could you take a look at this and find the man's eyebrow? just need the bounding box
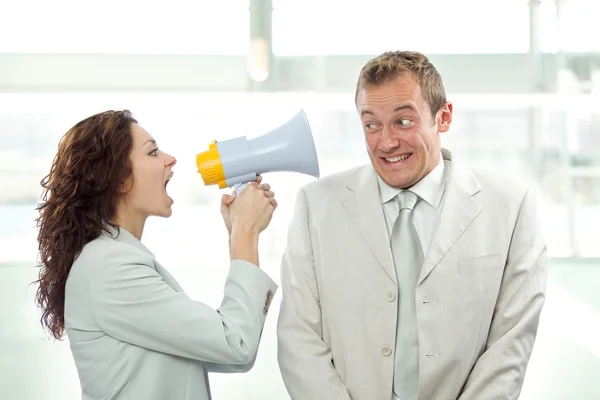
[393,105,417,113]
[360,105,417,117]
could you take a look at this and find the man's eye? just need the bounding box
[397,119,410,126]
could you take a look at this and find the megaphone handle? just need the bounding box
[233,182,249,195]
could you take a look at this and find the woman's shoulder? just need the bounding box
[71,230,154,276]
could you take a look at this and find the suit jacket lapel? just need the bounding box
[341,166,397,283]
[419,150,483,283]
[107,227,185,292]
[154,262,184,292]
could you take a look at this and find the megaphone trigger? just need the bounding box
[233,182,248,194]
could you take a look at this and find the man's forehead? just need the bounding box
[356,85,424,111]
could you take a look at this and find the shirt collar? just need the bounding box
[377,154,446,209]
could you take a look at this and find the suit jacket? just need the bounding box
[277,149,547,400]
[65,227,277,400]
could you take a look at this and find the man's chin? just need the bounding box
[377,171,416,190]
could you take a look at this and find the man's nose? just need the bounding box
[379,127,399,152]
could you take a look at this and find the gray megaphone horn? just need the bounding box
[196,109,320,192]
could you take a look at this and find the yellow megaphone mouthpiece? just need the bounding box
[195,140,227,188]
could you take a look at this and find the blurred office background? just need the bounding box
[1,0,599,398]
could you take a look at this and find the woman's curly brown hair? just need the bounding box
[34,109,137,340]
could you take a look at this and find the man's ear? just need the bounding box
[437,101,453,133]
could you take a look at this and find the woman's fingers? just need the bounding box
[221,193,236,206]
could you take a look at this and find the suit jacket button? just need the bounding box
[263,290,274,315]
[381,347,392,356]
[386,292,396,302]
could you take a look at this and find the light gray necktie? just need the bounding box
[391,190,423,400]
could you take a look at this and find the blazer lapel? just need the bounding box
[419,150,483,283]
[341,166,397,283]
[107,226,185,292]
[154,262,184,292]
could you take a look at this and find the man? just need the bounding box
[276,51,547,400]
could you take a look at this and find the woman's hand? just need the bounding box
[228,176,277,235]
[220,176,277,235]
[222,176,277,267]
[220,190,237,235]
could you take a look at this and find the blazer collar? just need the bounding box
[420,148,483,282]
[345,148,477,193]
[342,148,483,284]
[342,165,397,282]
[103,225,155,257]
[377,152,446,209]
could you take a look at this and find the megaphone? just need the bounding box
[196,109,320,192]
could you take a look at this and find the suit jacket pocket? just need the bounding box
[458,253,506,275]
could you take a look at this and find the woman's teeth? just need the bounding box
[165,171,174,188]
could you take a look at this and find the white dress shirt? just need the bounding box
[377,154,448,258]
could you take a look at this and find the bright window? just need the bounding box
[557,0,600,52]
[0,0,250,54]
[272,0,530,55]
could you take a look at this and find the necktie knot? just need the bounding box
[397,190,418,212]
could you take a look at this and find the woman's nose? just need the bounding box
[165,154,177,167]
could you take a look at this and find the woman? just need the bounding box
[34,110,278,400]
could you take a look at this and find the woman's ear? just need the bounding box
[120,176,133,193]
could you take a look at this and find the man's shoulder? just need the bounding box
[302,164,371,195]
[457,162,532,204]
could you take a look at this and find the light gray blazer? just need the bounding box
[277,148,547,400]
[64,227,277,400]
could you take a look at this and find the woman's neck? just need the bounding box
[113,206,146,241]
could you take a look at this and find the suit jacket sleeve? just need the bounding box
[277,188,353,399]
[89,250,278,366]
[205,354,257,373]
[459,187,547,399]
[205,334,263,373]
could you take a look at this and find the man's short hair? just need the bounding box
[355,51,447,118]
